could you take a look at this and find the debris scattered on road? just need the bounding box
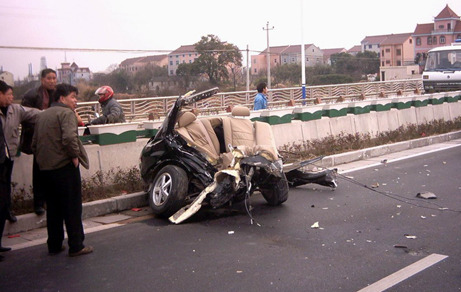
[442,161,446,164]
[394,244,408,249]
[322,207,329,210]
[416,192,437,199]
[370,182,379,188]
[311,222,320,229]
[7,234,20,238]
[404,234,417,239]
[381,159,388,164]
[228,231,234,235]
[311,205,315,208]
[397,205,401,208]
[421,216,426,219]
[236,270,243,274]
[131,208,142,212]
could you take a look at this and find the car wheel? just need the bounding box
[260,173,289,206]
[148,165,189,218]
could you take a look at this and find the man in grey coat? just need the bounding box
[87,85,125,125]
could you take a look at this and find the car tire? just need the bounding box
[260,173,289,206]
[148,165,189,218]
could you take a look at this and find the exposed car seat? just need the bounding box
[176,111,220,162]
[222,106,278,161]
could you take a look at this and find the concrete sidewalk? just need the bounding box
[3,131,461,251]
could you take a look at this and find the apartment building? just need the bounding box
[379,33,419,81]
[412,5,461,56]
[167,45,199,76]
[251,44,323,75]
[119,55,168,75]
[57,62,91,85]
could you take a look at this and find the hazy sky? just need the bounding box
[1,0,461,80]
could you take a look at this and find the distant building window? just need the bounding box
[189,60,192,63]
[189,54,192,57]
[170,70,173,75]
[427,37,432,45]
[396,49,401,56]
[386,60,390,64]
[440,36,446,44]
[385,48,390,52]
[438,24,444,29]
[274,59,277,63]
[283,58,287,63]
[409,39,412,44]
[176,55,179,58]
[397,61,401,66]
[458,34,461,40]
[170,61,173,66]
[368,45,372,49]
[377,44,380,48]
[254,68,257,73]
[176,61,179,65]
[416,37,421,46]
[433,36,437,45]
[448,23,451,30]
[382,50,385,56]
[382,61,384,66]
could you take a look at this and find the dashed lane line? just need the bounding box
[357,253,448,292]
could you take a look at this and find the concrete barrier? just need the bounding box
[10,93,461,195]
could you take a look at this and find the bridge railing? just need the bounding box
[76,79,423,123]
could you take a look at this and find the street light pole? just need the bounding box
[263,21,274,93]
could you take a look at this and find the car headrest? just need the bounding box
[177,111,197,127]
[232,106,250,117]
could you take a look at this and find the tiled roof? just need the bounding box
[413,23,433,35]
[347,45,361,53]
[361,35,389,45]
[435,5,459,19]
[120,57,144,66]
[260,44,314,55]
[380,33,412,45]
[170,45,197,54]
[322,48,347,56]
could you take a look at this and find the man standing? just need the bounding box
[254,82,268,110]
[21,68,57,215]
[0,80,39,260]
[32,83,93,257]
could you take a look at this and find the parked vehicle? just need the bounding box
[422,40,461,92]
[139,88,337,224]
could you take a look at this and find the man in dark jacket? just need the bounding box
[32,83,92,257]
[21,68,57,215]
[87,85,125,125]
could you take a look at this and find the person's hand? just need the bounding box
[72,157,79,168]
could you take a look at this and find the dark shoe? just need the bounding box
[49,246,66,255]
[34,207,45,216]
[0,246,12,252]
[6,211,17,223]
[69,246,93,257]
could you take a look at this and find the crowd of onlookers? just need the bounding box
[0,68,126,261]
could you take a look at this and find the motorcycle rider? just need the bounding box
[87,86,125,125]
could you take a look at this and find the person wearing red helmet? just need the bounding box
[88,86,125,125]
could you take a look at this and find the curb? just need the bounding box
[4,130,461,235]
[5,192,148,235]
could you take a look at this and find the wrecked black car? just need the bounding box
[140,88,337,224]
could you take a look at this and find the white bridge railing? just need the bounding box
[76,79,423,123]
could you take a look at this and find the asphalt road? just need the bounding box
[1,146,460,292]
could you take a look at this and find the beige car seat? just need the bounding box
[176,112,220,162]
[222,106,278,161]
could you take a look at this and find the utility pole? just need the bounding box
[300,0,306,101]
[246,45,250,93]
[263,21,274,95]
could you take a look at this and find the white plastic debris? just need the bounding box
[416,192,437,199]
[311,222,320,229]
[404,234,417,239]
[228,231,235,235]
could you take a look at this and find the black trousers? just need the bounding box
[42,163,85,253]
[32,157,45,209]
[0,159,14,247]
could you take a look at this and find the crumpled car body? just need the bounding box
[140,88,337,224]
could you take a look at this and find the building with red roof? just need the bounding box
[412,5,461,56]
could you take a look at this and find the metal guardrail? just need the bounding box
[76,79,423,123]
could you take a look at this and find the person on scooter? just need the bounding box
[87,86,125,125]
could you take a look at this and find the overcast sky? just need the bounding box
[1,0,461,80]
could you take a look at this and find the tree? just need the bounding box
[176,62,200,89]
[194,34,242,84]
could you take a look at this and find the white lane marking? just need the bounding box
[340,143,461,174]
[357,253,448,292]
